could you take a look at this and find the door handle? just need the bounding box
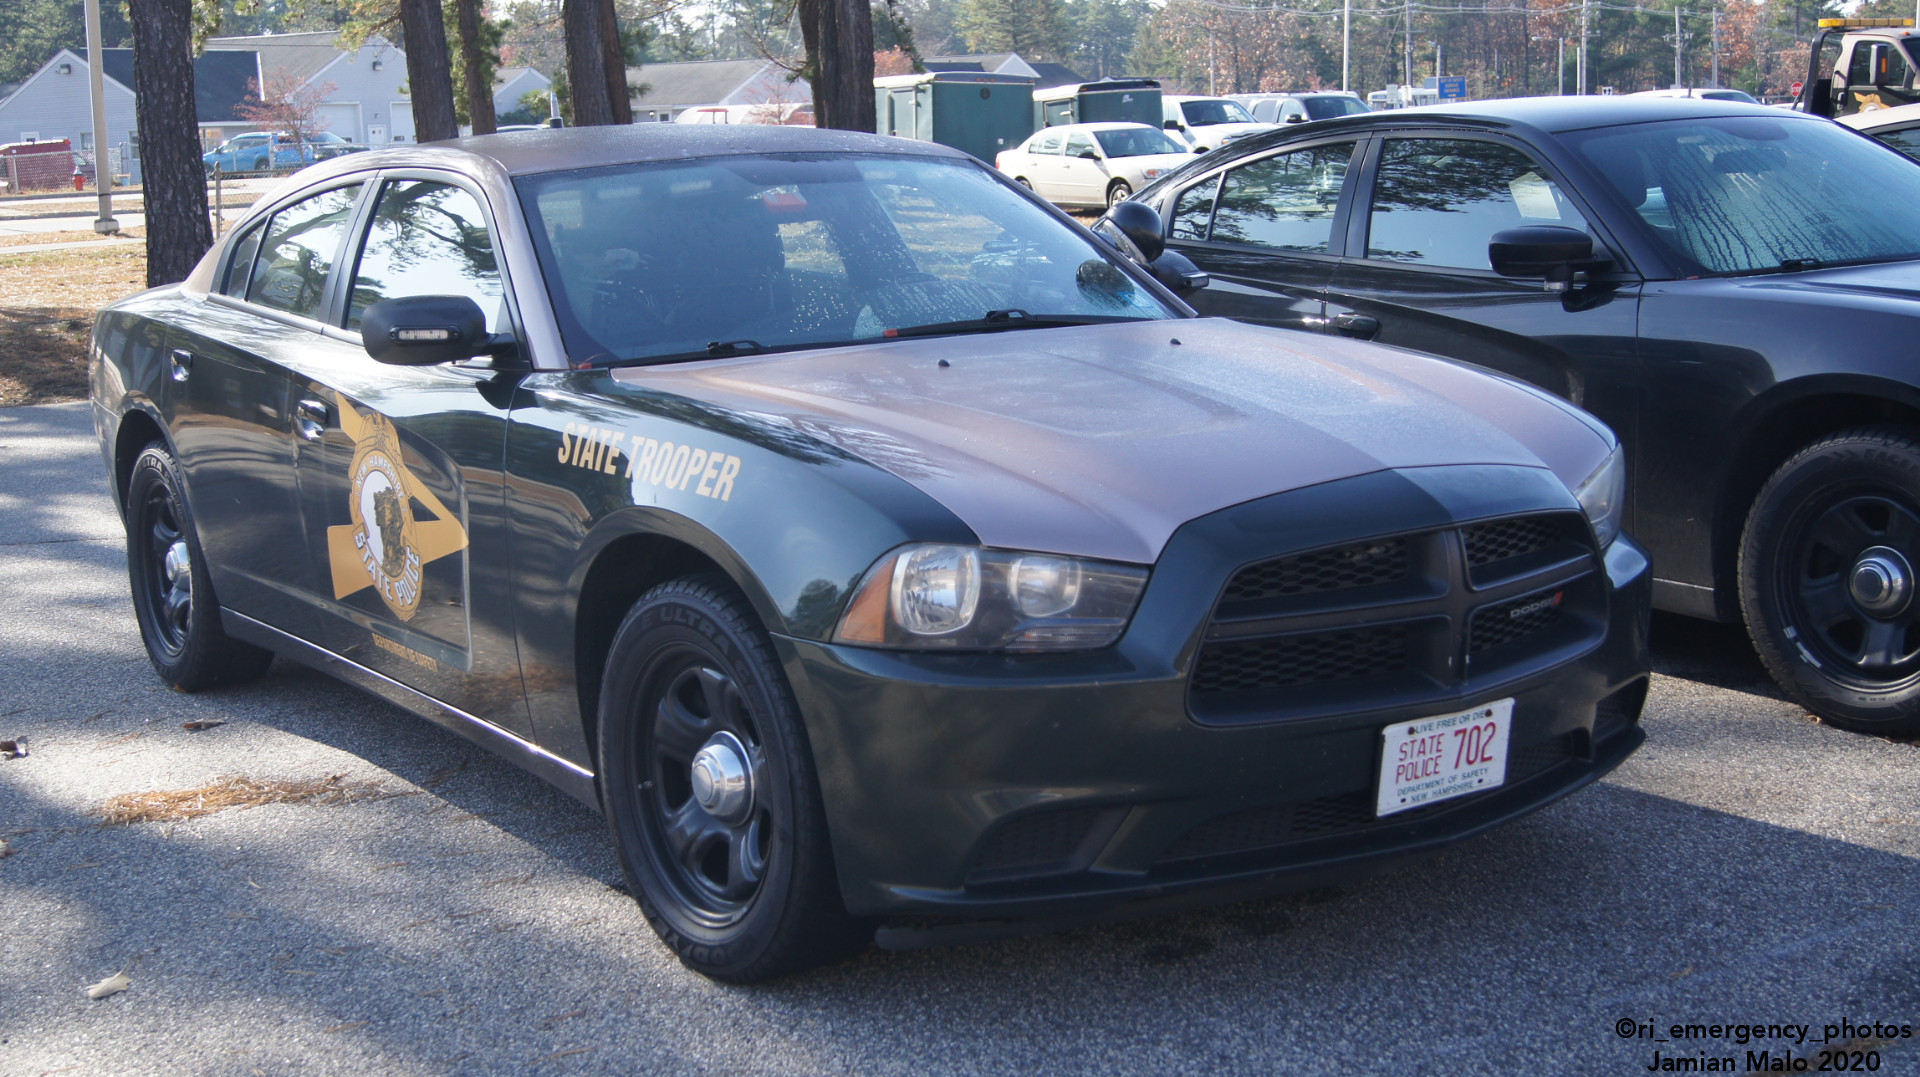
[295,398,330,441]
[1333,313,1381,339]
[168,348,193,383]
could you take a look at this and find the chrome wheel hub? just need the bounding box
[164,540,191,589]
[1849,546,1912,617]
[689,731,752,825]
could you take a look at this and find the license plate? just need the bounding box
[1376,698,1514,817]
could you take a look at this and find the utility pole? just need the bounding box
[82,0,117,234]
[1559,37,1566,94]
[1343,0,1352,91]
[1405,0,1414,88]
[1208,29,1217,96]
[1711,6,1721,86]
[1674,4,1684,88]
[1578,0,1589,95]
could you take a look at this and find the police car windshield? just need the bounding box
[1094,127,1186,157]
[1568,115,1920,276]
[517,154,1173,366]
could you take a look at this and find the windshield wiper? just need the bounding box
[879,309,1145,341]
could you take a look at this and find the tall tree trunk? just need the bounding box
[563,0,620,125]
[799,0,875,130]
[454,0,497,134]
[600,0,632,124]
[126,0,210,287]
[400,0,459,142]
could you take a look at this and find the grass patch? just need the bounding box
[95,774,390,826]
[0,244,147,406]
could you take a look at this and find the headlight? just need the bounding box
[1572,444,1626,549]
[834,543,1149,652]
[1143,168,1163,179]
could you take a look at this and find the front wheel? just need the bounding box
[124,444,274,690]
[598,575,868,981]
[1107,181,1133,207]
[1740,427,1920,735]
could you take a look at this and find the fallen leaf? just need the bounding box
[0,738,27,759]
[181,720,226,732]
[85,971,131,999]
[0,838,12,858]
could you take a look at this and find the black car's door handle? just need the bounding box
[1333,313,1381,339]
[168,349,193,383]
[295,398,330,441]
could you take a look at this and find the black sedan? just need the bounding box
[1131,96,1920,735]
[91,124,1648,980]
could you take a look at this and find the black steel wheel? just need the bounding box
[1741,427,1920,734]
[598,575,868,981]
[124,444,273,691]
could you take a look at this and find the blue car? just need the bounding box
[202,132,361,174]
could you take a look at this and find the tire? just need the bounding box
[598,574,868,981]
[124,444,274,691]
[1740,426,1920,735]
[252,156,267,172]
[1107,181,1133,207]
[1016,177,1033,189]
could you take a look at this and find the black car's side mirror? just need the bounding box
[1093,202,1210,294]
[1489,226,1600,291]
[361,295,489,365]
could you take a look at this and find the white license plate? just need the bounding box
[1376,698,1514,817]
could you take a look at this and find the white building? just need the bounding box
[626,59,811,124]
[202,31,413,145]
[493,66,552,121]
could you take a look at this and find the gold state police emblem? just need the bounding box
[325,406,467,621]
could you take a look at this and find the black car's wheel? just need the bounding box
[1741,427,1920,735]
[598,574,867,981]
[124,444,273,691]
[1107,180,1133,206]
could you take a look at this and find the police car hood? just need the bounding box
[625,318,1613,565]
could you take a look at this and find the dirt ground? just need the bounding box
[0,244,147,407]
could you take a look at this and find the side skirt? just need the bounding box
[222,608,601,810]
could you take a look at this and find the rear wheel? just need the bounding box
[124,444,274,691]
[1740,427,1920,735]
[598,575,868,981]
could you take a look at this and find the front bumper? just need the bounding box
[779,465,1653,919]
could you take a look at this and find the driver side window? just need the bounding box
[346,180,505,334]
[1366,138,1589,270]
[1065,133,1097,159]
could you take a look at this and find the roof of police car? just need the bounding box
[379,124,974,178]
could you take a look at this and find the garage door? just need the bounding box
[314,103,360,142]
[389,102,415,143]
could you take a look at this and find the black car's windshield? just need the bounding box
[1094,127,1186,157]
[1181,100,1255,126]
[1303,96,1370,120]
[517,154,1173,365]
[1566,115,1920,275]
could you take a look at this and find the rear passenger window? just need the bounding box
[222,221,264,297]
[1210,143,1353,253]
[1169,177,1219,241]
[1032,131,1063,154]
[1876,126,1920,160]
[246,184,362,319]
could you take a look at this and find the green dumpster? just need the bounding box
[875,72,1039,163]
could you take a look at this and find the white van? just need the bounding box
[1159,95,1274,153]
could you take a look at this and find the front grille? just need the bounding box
[1464,517,1557,568]
[968,806,1106,878]
[1222,539,1409,603]
[1155,733,1576,865]
[1190,512,1599,721]
[1190,624,1410,695]
[1469,588,1565,655]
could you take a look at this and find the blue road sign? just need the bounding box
[1435,76,1468,99]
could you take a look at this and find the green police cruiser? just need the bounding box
[90,125,1650,981]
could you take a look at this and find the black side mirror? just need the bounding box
[1150,248,1209,294]
[1099,200,1165,262]
[1285,113,1306,123]
[1078,150,1099,160]
[1164,119,1182,130]
[361,295,489,365]
[1489,226,1599,290]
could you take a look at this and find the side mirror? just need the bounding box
[361,295,489,365]
[1285,113,1306,123]
[1489,225,1598,290]
[1164,119,1182,130]
[1098,200,1166,262]
[1150,248,1210,294]
[1078,150,1100,160]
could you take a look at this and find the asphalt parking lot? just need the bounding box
[3,400,1917,1077]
